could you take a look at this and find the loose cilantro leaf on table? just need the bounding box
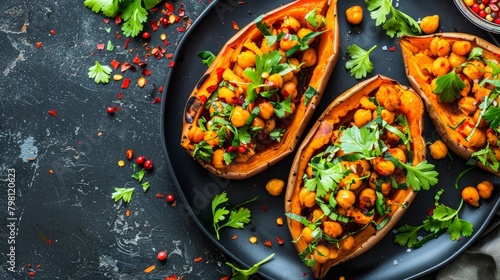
[88,61,112,84]
[111,187,135,203]
[196,51,216,67]
[365,0,421,38]
[345,44,377,79]
[84,0,162,37]
[212,191,257,240]
[226,253,275,280]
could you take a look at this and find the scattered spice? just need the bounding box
[143,265,156,273]
[126,149,134,160]
[153,97,161,104]
[113,74,123,81]
[123,38,130,49]
[276,217,283,226]
[50,29,56,35]
[249,236,258,244]
[96,43,105,50]
[276,235,284,245]
[231,21,239,30]
[232,235,237,240]
[110,59,120,70]
[118,160,125,167]
[194,257,203,263]
[137,77,147,88]
[97,132,103,137]
[264,240,272,247]
[48,110,57,116]
[121,78,131,89]
[36,42,42,48]
[169,61,175,68]
[125,209,131,217]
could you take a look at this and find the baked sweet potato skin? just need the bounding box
[285,75,426,279]
[400,33,500,176]
[180,0,340,179]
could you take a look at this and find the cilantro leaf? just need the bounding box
[121,0,148,37]
[433,71,465,103]
[365,0,421,38]
[366,0,392,26]
[88,61,112,84]
[211,191,256,240]
[84,0,120,17]
[196,51,216,67]
[141,181,150,192]
[226,254,274,280]
[272,95,293,118]
[193,141,215,162]
[345,44,377,79]
[339,125,381,158]
[111,187,135,203]
[131,167,145,182]
[483,105,500,129]
[303,86,319,106]
[395,160,439,191]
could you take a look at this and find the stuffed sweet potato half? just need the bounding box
[285,75,437,279]
[400,33,500,176]
[180,0,340,179]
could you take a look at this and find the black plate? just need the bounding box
[160,0,500,279]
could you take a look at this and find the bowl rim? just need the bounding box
[453,0,500,34]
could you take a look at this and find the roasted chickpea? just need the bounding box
[346,5,363,25]
[280,81,298,100]
[373,108,395,124]
[251,116,265,130]
[301,226,317,243]
[473,109,488,128]
[452,41,472,56]
[371,156,395,176]
[430,37,451,57]
[467,129,487,148]
[260,36,279,53]
[301,47,317,67]
[462,186,480,207]
[237,50,256,69]
[486,128,499,147]
[265,178,285,196]
[230,106,251,128]
[279,35,299,52]
[359,188,376,208]
[420,15,439,34]
[209,101,224,115]
[336,189,356,209]
[463,60,485,80]
[389,147,407,163]
[323,221,343,239]
[264,118,276,133]
[188,126,205,143]
[360,96,377,110]
[458,96,478,115]
[297,28,314,44]
[460,78,471,97]
[313,245,330,264]
[258,101,275,120]
[477,181,494,199]
[432,57,451,77]
[353,109,372,127]
[203,130,219,147]
[235,147,255,163]
[311,208,325,223]
[218,87,238,104]
[282,16,301,33]
[265,73,283,89]
[448,52,467,68]
[212,149,225,169]
[340,235,356,251]
[299,187,316,208]
[339,173,362,190]
[429,139,448,159]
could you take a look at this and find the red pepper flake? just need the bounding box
[133,54,142,64]
[239,1,246,4]
[389,46,396,52]
[97,43,105,50]
[141,68,152,76]
[114,31,122,39]
[110,59,120,70]
[260,205,268,212]
[166,53,173,59]
[165,275,179,280]
[48,110,57,116]
[231,21,239,30]
[163,39,170,46]
[29,271,35,277]
[121,78,131,89]
[264,240,272,247]
[36,42,42,48]
[115,14,122,25]
[35,264,41,269]
[121,62,136,72]
[125,209,131,217]
[231,235,237,240]
[153,97,161,104]
[25,263,31,268]
[199,95,207,103]
[118,92,123,99]
[124,38,130,49]
[221,276,231,280]
[150,19,159,31]
[114,106,121,112]
[49,29,56,35]
[103,18,110,24]
[178,8,185,17]
[158,86,164,93]
[169,61,175,68]
[194,257,203,263]
[165,2,174,13]
[276,236,284,245]
[156,193,165,198]
[176,27,186,33]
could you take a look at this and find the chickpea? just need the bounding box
[297,28,314,45]
[323,221,343,239]
[477,181,494,199]
[222,68,245,84]
[467,129,487,148]
[313,245,330,264]
[281,71,294,83]
[264,118,276,133]
[230,106,251,128]
[360,96,377,110]
[432,57,451,77]
[457,96,478,115]
[299,187,316,208]
[265,178,285,196]
[430,37,451,57]
[353,108,372,127]
[258,101,275,120]
[371,156,395,176]
[218,87,238,104]
[463,60,485,81]
[460,78,471,97]
[260,36,279,53]
[280,81,298,100]
[212,149,225,169]
[420,15,440,34]
[375,83,400,111]
[307,12,327,30]
[188,126,205,143]
[389,147,407,163]
[311,208,325,223]
[486,128,499,147]
[283,102,296,118]
[346,5,363,25]
[336,189,356,209]
[279,35,299,52]
[429,139,448,159]
[448,52,467,68]
[301,48,317,67]
[339,173,363,190]
[452,41,472,56]
[209,101,224,115]
[282,16,301,33]
[237,50,256,69]
[301,226,317,243]
[462,186,480,207]
[373,109,395,124]
[359,188,376,208]
[251,116,265,130]
[265,73,283,89]
[288,57,301,74]
[203,130,219,147]
[340,235,356,252]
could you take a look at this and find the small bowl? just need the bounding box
[453,0,500,34]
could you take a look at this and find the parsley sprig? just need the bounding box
[345,44,377,79]
[88,61,112,84]
[365,0,421,38]
[226,254,275,280]
[394,189,473,248]
[212,192,257,240]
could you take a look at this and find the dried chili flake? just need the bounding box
[118,92,123,99]
[260,205,267,212]
[158,86,164,93]
[156,193,165,198]
[137,61,147,68]
[125,209,131,217]
[153,97,161,104]
[36,42,42,48]
[143,265,156,273]
[114,106,120,112]
[121,78,131,89]
[150,19,159,31]
[220,276,231,280]
[124,38,130,49]
[110,59,120,70]
[389,46,396,52]
[194,257,203,263]
[25,264,31,268]
[169,61,175,68]
[121,62,136,72]
[126,149,134,159]
[163,39,170,46]
[165,2,174,13]
[166,53,174,59]
[231,21,239,30]
[176,27,186,33]
[239,1,246,4]
[178,8,185,17]
[142,68,152,76]
[165,275,178,280]
[29,271,35,277]
[276,235,284,245]
[133,54,142,64]
[48,110,57,116]
[97,43,105,50]
[49,29,56,35]
[264,240,272,247]
[103,18,109,24]
[115,14,122,25]
[231,235,237,240]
